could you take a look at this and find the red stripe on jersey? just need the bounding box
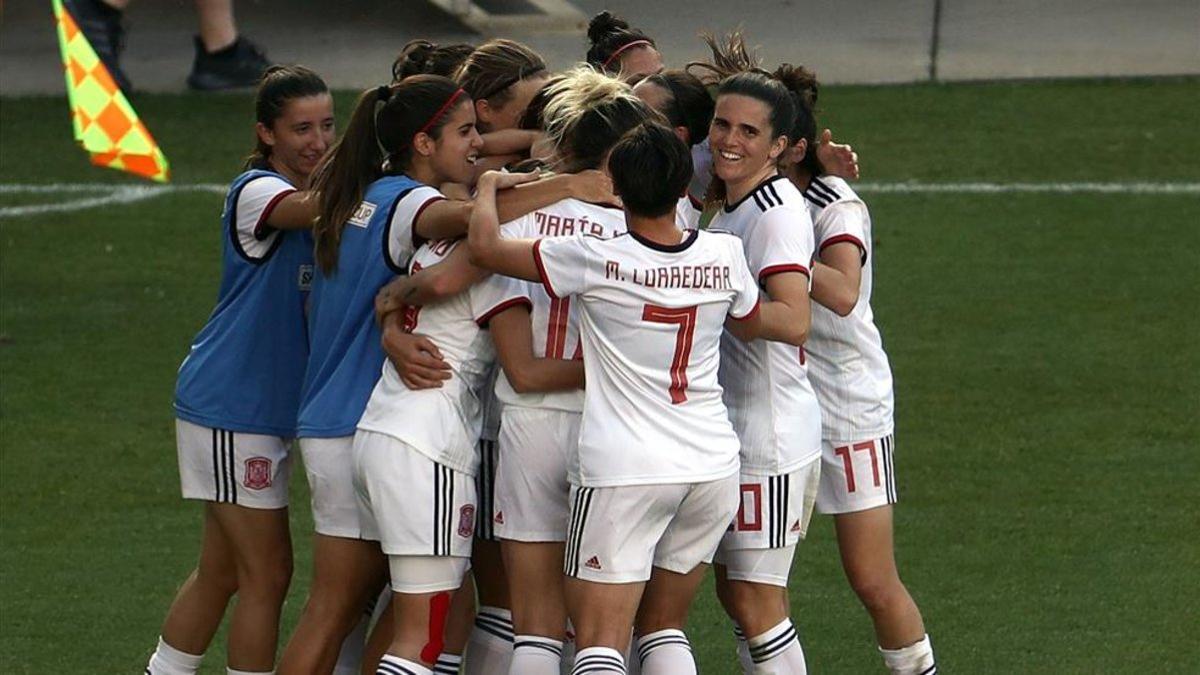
[729,297,761,322]
[410,196,447,249]
[532,239,560,299]
[253,188,297,239]
[759,263,810,282]
[475,297,532,327]
[819,234,867,265]
[547,296,572,358]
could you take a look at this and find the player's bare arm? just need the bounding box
[374,244,489,321]
[380,312,451,389]
[467,170,542,281]
[755,271,811,346]
[261,189,319,230]
[810,241,863,317]
[490,306,585,393]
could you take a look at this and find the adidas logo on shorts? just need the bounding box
[494,511,504,524]
[791,519,802,532]
[585,556,602,571]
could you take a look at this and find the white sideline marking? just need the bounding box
[1,181,1197,218]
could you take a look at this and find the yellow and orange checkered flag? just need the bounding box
[52,0,170,182]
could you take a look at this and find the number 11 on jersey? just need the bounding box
[641,304,697,405]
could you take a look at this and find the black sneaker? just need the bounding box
[186,35,272,91]
[63,0,133,95]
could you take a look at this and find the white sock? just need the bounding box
[880,634,936,675]
[227,669,273,675]
[732,625,754,674]
[378,654,433,675]
[145,637,203,675]
[571,646,625,674]
[747,619,807,674]
[434,652,463,674]
[635,629,694,675]
[510,635,564,675]
[463,606,513,675]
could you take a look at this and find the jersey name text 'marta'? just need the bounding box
[358,238,511,476]
[802,175,895,440]
[534,228,760,488]
[710,174,824,475]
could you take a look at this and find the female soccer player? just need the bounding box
[776,65,937,675]
[468,122,807,675]
[145,65,334,675]
[705,70,824,675]
[278,74,483,675]
[393,39,476,82]
[585,10,663,82]
[487,68,658,675]
[455,39,550,171]
[352,163,587,675]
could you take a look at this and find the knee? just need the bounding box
[238,553,293,602]
[717,580,787,628]
[847,571,906,614]
[194,562,239,599]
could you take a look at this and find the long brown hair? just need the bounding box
[243,65,329,171]
[454,39,546,106]
[310,75,465,274]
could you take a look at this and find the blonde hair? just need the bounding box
[541,66,653,172]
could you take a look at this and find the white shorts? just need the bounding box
[563,474,739,584]
[299,436,366,538]
[176,419,290,509]
[816,434,898,515]
[475,438,499,542]
[719,459,821,552]
[495,407,580,542]
[353,430,477,558]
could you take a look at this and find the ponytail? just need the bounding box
[311,75,467,274]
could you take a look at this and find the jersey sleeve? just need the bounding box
[814,201,869,265]
[472,272,533,327]
[233,175,296,259]
[532,234,591,299]
[727,238,762,321]
[387,186,446,270]
[749,206,815,284]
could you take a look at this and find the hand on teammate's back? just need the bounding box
[381,321,451,389]
[569,169,622,206]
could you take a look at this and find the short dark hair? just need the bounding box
[609,121,692,218]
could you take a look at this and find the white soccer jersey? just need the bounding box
[534,228,760,487]
[802,175,895,440]
[484,199,629,411]
[357,238,510,475]
[710,174,823,475]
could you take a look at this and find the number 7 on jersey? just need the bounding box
[641,304,697,404]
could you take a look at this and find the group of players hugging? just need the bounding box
[144,10,937,675]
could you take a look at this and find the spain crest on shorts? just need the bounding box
[243,457,273,490]
[458,505,476,538]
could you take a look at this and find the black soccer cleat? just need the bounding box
[186,35,272,91]
[63,0,133,95]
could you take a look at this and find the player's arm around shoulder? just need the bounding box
[467,170,542,281]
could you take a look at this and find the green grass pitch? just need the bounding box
[2,77,1198,673]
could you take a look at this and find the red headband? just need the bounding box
[601,40,653,70]
[405,88,467,149]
